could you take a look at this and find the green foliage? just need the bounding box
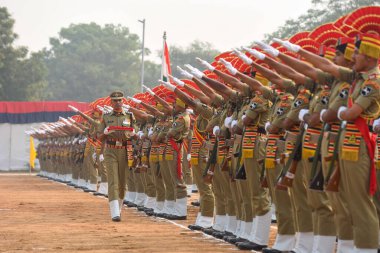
[264,0,380,42]
[45,23,145,101]
[0,7,47,101]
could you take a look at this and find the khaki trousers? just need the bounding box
[104,147,129,201]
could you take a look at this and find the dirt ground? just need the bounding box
[0,174,277,253]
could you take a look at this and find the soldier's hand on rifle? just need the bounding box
[187,154,191,161]
[196,57,215,71]
[213,126,220,136]
[137,130,144,139]
[148,127,154,137]
[224,116,233,128]
[159,79,176,91]
[232,48,253,65]
[243,47,266,60]
[273,38,301,53]
[92,152,97,161]
[177,66,194,79]
[184,64,204,79]
[169,75,185,87]
[219,58,237,75]
[142,85,155,95]
[298,109,309,122]
[319,109,327,122]
[337,106,347,120]
[265,121,271,133]
[99,154,104,162]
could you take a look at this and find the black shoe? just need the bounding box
[112,216,121,222]
[236,241,267,251]
[144,208,154,213]
[223,235,236,241]
[83,189,96,193]
[191,201,200,207]
[188,224,203,231]
[93,192,104,196]
[145,210,155,216]
[192,189,198,193]
[228,237,248,245]
[262,248,284,253]
[212,231,232,239]
[123,200,130,205]
[155,213,168,218]
[202,227,217,235]
[165,214,187,220]
[66,183,75,186]
[137,206,145,211]
[126,202,137,208]
[271,218,277,224]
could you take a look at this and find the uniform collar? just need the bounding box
[361,66,380,81]
[112,109,127,116]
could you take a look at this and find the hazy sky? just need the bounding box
[2,0,313,59]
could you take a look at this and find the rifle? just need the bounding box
[325,121,346,192]
[203,137,218,184]
[68,105,99,126]
[309,123,328,191]
[276,124,306,189]
[235,127,246,180]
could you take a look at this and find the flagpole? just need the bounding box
[161,31,166,81]
[138,18,146,92]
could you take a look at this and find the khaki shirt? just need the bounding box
[98,109,134,140]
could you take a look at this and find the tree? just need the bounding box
[45,23,149,101]
[0,7,47,101]
[264,0,380,42]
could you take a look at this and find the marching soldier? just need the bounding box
[98,91,135,222]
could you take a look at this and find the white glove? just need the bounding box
[242,114,247,121]
[186,108,194,115]
[213,126,220,136]
[168,74,185,87]
[265,121,271,133]
[148,127,154,137]
[243,47,266,60]
[184,64,204,79]
[319,109,327,122]
[263,46,279,57]
[103,126,114,135]
[128,96,142,104]
[337,106,347,120]
[219,58,237,75]
[196,57,215,71]
[159,79,176,91]
[254,40,271,50]
[137,130,144,139]
[273,38,301,53]
[231,120,238,129]
[92,153,97,161]
[177,66,194,79]
[68,105,79,112]
[298,109,309,122]
[122,104,130,112]
[142,85,155,95]
[187,154,191,161]
[99,154,104,162]
[232,48,253,65]
[224,116,233,128]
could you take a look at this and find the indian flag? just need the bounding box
[161,32,172,82]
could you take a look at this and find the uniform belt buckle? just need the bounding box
[115,141,122,147]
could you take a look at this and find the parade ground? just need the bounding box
[0,174,277,253]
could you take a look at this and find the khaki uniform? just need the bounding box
[98,109,134,202]
[337,66,380,249]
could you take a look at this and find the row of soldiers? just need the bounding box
[29,8,380,253]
